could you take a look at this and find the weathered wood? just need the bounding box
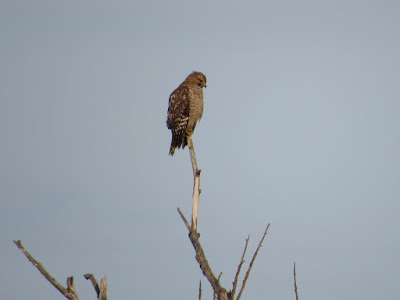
[177,207,191,231]
[14,240,107,300]
[199,281,202,300]
[179,134,271,300]
[84,273,100,297]
[231,235,250,299]
[178,209,230,300]
[13,240,79,300]
[187,136,200,231]
[99,276,107,300]
[236,224,270,300]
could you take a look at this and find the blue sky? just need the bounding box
[1,1,400,299]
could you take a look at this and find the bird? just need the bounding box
[167,71,207,155]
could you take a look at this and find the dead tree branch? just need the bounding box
[14,240,107,300]
[178,209,229,300]
[236,223,270,300]
[187,136,201,231]
[294,262,299,300]
[177,207,191,231]
[199,281,202,300]
[179,135,272,299]
[231,235,250,299]
[99,276,107,300]
[84,273,100,297]
[84,273,106,300]
[178,211,271,300]
[13,240,79,300]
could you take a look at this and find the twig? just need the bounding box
[231,235,250,299]
[294,262,299,300]
[217,272,223,300]
[236,223,270,300]
[187,136,201,231]
[13,240,79,300]
[84,273,100,297]
[177,207,191,231]
[199,281,202,300]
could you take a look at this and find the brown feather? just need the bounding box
[167,72,207,155]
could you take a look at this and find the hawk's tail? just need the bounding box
[169,132,188,156]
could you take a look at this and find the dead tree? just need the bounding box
[178,136,272,300]
[13,137,300,300]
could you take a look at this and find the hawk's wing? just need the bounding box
[167,85,190,152]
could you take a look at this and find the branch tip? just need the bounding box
[294,262,299,300]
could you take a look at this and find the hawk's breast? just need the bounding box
[189,87,203,121]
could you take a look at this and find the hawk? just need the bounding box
[167,71,207,155]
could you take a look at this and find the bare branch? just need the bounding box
[178,210,229,300]
[189,229,220,292]
[187,136,199,178]
[188,136,201,231]
[13,240,78,300]
[180,137,271,300]
[199,281,202,300]
[84,273,100,297]
[99,276,107,300]
[294,262,299,300]
[231,235,250,299]
[66,277,78,298]
[236,223,270,300]
[177,207,191,231]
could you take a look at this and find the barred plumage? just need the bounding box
[167,71,207,155]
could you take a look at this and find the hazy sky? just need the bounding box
[1,1,399,299]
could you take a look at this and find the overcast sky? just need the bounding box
[1,1,399,299]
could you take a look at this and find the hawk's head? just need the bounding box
[186,71,207,88]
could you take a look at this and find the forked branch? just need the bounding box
[180,134,271,300]
[178,208,271,300]
[14,240,107,300]
[236,223,270,300]
[178,208,229,300]
[13,240,79,300]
